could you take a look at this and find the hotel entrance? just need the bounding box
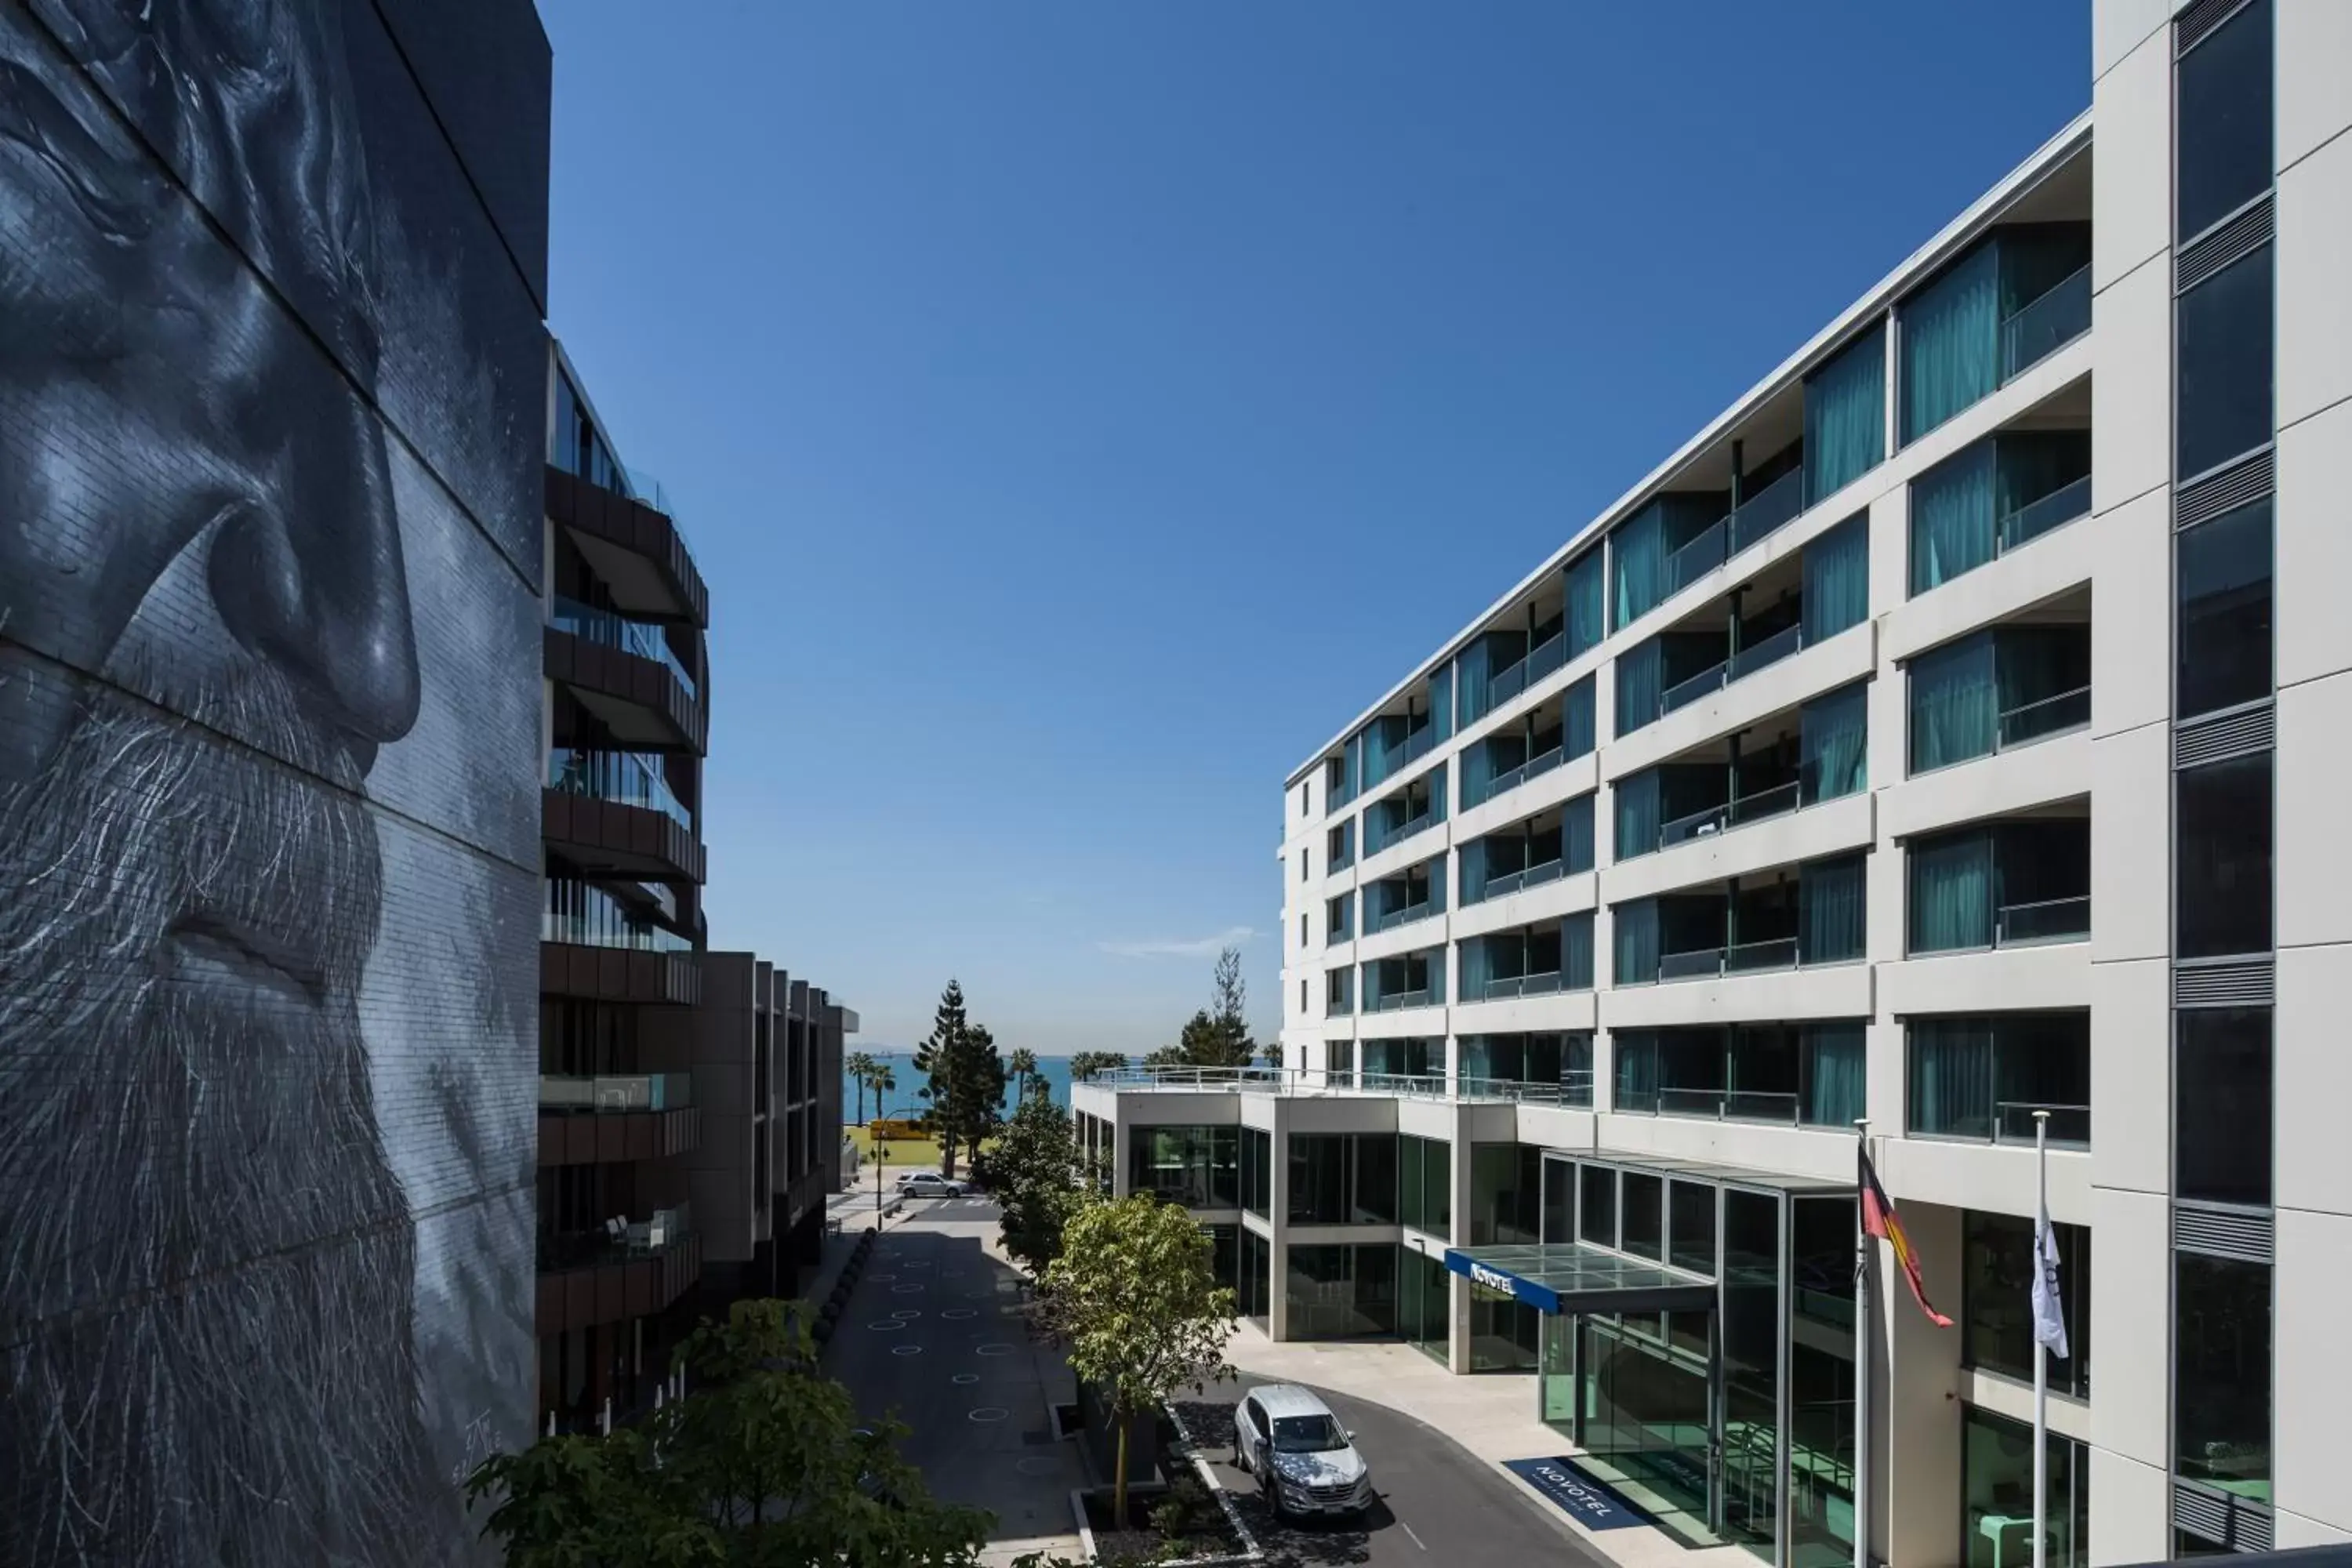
[1447,1152,1857,1568]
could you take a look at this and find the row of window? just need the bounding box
[1306,229,2096,827]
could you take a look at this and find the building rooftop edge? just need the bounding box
[1283,105,2095,787]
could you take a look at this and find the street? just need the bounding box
[826,1201,1614,1568]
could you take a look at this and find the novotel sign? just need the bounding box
[1443,1249,1563,1314]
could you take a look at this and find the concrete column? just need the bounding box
[1878,1200,1964,1568]
[1446,1104,1476,1375]
[1265,1099,1292,1341]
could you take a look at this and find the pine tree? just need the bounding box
[913,980,1007,1180]
[1146,946,1259,1069]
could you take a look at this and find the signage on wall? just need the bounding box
[1442,1248,1562,1313]
[1501,1457,1651,1532]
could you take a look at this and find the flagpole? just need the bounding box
[1854,1116,1871,1568]
[2032,1110,2049,1568]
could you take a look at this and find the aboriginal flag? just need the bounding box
[1860,1145,1952,1327]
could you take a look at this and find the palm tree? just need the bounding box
[845,1051,877,1123]
[873,1065,897,1120]
[1008,1048,1038,1109]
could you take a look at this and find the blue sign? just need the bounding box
[1443,1249,1562,1313]
[1501,1457,1650,1532]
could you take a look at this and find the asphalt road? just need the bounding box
[822,1200,1087,1548]
[1184,1382,1617,1568]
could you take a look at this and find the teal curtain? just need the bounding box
[1614,769,1661,861]
[1344,734,1363,800]
[1564,676,1597,758]
[1460,737,1495,810]
[1362,721,1394,790]
[1563,793,1596,873]
[1805,324,1887,503]
[1909,829,1994,953]
[1994,626,2089,717]
[1428,866,1448,916]
[1459,839,1490,905]
[1459,936,1494,1001]
[1457,637,1493,728]
[1428,947,1447,1005]
[1563,912,1595,990]
[1803,1024,1867,1127]
[1910,441,1996,594]
[1802,514,1871,643]
[1800,854,1867,964]
[1615,1033,1660,1110]
[1611,504,1665,629]
[1907,1018,1993,1138]
[1615,639,1663,738]
[1566,550,1606,657]
[1428,768,1447,824]
[1613,899,1660,986]
[1427,666,1454,743]
[1899,241,1999,444]
[1908,633,1997,771]
[1800,681,1869,804]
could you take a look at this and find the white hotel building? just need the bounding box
[1076,3,2352,1563]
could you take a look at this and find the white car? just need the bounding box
[1232,1385,1372,1520]
[895,1173,965,1198]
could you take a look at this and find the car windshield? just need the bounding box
[1270,1414,1345,1454]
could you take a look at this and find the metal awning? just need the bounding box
[1444,1243,1718,1316]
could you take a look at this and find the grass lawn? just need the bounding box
[842,1125,1000,1176]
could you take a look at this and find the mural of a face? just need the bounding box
[0,2,531,1561]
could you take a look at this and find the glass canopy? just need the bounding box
[1445,1242,1719,1315]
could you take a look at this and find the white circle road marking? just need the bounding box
[891,1283,924,1294]
[891,1345,924,1357]
[866,1320,904,1332]
[967,1407,1009,1423]
[866,1273,896,1283]
[891,1309,921,1320]
[975,1343,1014,1357]
[942,1308,978,1320]
[952,1373,981,1386]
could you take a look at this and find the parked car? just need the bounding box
[895,1172,965,1198]
[1232,1385,1372,1520]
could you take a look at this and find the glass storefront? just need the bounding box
[1470,1283,1540,1371]
[1399,1134,1451,1234]
[1129,1125,1237,1207]
[1288,1132,1398,1223]
[1399,1246,1451,1365]
[1286,1242,1399,1339]
[1238,1227,1270,1329]
[1470,1144,1542,1244]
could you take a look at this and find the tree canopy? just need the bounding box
[1144,946,1258,1070]
[911,980,1006,1180]
[1040,1196,1236,1528]
[1066,1050,1127,1083]
[990,1093,1095,1283]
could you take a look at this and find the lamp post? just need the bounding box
[873,1125,890,1225]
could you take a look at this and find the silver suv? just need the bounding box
[1233,1385,1372,1520]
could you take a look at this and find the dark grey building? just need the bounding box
[0,1,553,1561]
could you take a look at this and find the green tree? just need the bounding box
[1007,1047,1039,1109]
[1040,1196,1236,1530]
[991,1093,1095,1282]
[844,1051,877,1123]
[1066,1050,1127,1083]
[1145,946,1258,1070]
[466,1301,997,1566]
[912,980,1007,1181]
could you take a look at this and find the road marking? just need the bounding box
[1400,1521,1427,1552]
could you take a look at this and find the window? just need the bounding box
[1322,1039,1354,1079]
[1579,1164,1614,1247]
[1298,979,1306,1013]
[1128,1126,1239,1209]
[1288,1133,1397,1225]
[1300,849,1309,883]
[1805,323,1888,502]
[1399,1135,1450,1235]
[2175,1253,2270,1503]
[1963,1405,2089,1568]
[2176,753,2272,959]
[1543,1159,1573,1243]
[1299,913,1307,949]
[1324,967,1355,1015]
[1907,1012,2089,1145]
[1241,1127,1271,1217]
[1621,1173,1663,1261]
[2176,0,2274,245]
[1962,1211,2089,1397]
[1327,892,1353,945]
[2176,497,2272,718]
[1285,1243,1399,1340]
[2176,249,2274,481]
[1470,1145,1541,1246]
[1669,1181,1715,1276]
[2177,1008,2271,1207]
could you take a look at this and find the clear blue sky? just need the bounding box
[539,2,2089,1056]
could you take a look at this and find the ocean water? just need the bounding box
[844,1050,1079,1127]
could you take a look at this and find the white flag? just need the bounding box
[2031,1203,2068,1359]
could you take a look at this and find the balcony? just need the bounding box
[1615,1022,1865,1128]
[1908,607,2092,775]
[544,748,704,885]
[1907,1012,2089,1148]
[543,880,699,1004]
[1907,810,2090,956]
[1364,858,1443,936]
[1463,916,1593,1001]
[1615,854,1865,989]
[1463,681,1592,811]
[535,1203,702,1334]
[546,602,707,755]
[1999,264,2091,383]
[1364,949,1443,1014]
[1910,416,2092,597]
[551,597,699,699]
[1363,770,1445,858]
[539,1073,700,1166]
[1460,795,1590,904]
[546,463,710,629]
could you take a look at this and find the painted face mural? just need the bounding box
[0,2,546,1563]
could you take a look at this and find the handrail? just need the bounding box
[1726,935,1800,973]
[1994,1100,2091,1145]
[549,596,699,700]
[1996,684,2091,750]
[1994,894,2090,948]
[1366,898,1436,935]
[1367,987,1435,1012]
[1473,857,1565,902]
[1659,800,1730,848]
[1731,466,1806,553]
[1483,745,1565,804]
[1730,622,1805,680]
[1998,263,2091,382]
[1479,970,1567,1001]
[1662,661,1729,714]
[1667,517,1730,594]
[1998,473,2091,554]
[540,1072,694,1112]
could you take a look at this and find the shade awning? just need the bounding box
[1444,1243,1718,1316]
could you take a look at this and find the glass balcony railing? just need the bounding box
[1367,988,1434,1013]
[1997,474,2092,554]
[1657,946,1725,982]
[1726,935,1800,973]
[1487,631,1568,712]
[1731,466,1806,553]
[1661,661,1728,714]
[539,1072,694,1112]
[1995,895,2090,948]
[546,748,694,830]
[1729,622,1805,681]
[539,1202,694,1272]
[1475,858,1565,902]
[1653,1087,1806,1125]
[1667,518,1730,596]
[1999,265,2092,382]
[1996,685,2092,750]
[543,880,695,953]
[1656,779,1803,853]
[549,596,699,701]
[1393,724,1437,771]
[1458,1073,1593,1107]
[1369,808,1437,856]
[1366,898,1436,935]
[1477,971,1566,1001]
[1482,745,1564,805]
[1994,1101,2090,1146]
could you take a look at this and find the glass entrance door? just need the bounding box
[1573,1312,1726,1548]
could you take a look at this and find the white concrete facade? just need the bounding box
[1251,5,2350,1563]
